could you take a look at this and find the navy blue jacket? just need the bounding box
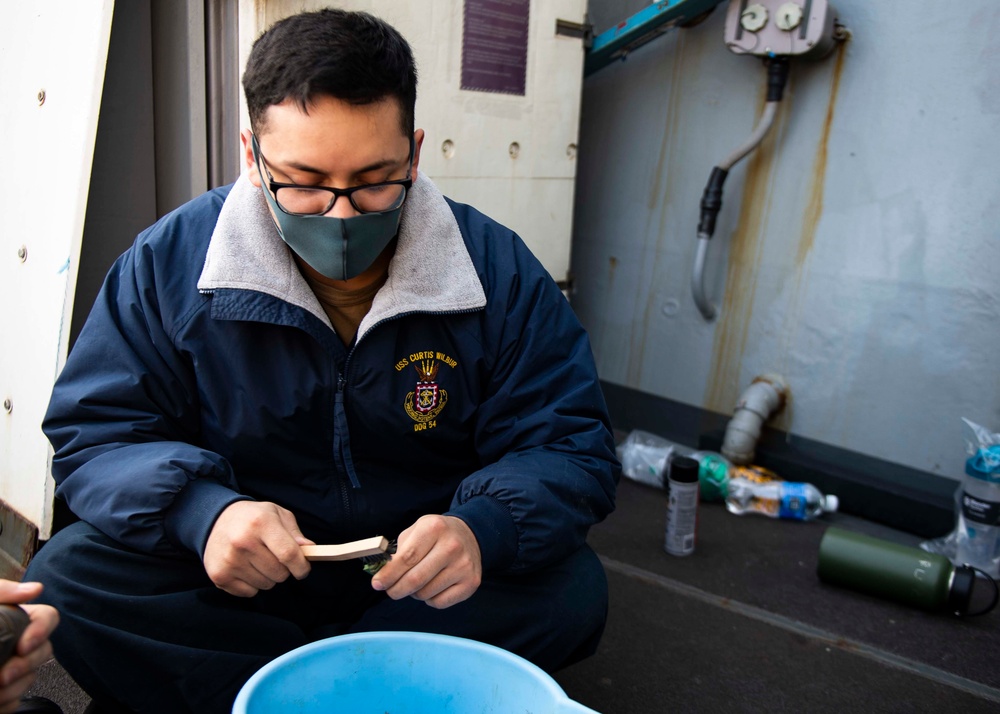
[43,173,618,574]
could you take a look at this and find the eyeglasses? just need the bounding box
[252,135,414,216]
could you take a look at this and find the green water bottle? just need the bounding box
[817,527,998,615]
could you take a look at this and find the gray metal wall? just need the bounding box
[72,0,239,348]
[572,0,1000,479]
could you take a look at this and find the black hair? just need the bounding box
[243,9,417,136]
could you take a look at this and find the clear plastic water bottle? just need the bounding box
[956,445,1000,576]
[726,478,838,521]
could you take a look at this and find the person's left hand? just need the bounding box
[371,515,482,609]
[0,581,59,714]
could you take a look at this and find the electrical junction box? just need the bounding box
[723,0,837,58]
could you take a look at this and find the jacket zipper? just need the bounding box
[334,375,360,485]
[333,306,483,487]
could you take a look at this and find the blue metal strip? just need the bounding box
[585,0,727,76]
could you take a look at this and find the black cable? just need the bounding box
[766,55,791,102]
[696,56,791,240]
[698,167,729,237]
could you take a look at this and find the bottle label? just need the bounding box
[698,455,730,495]
[699,455,728,480]
[730,465,780,485]
[665,480,699,556]
[961,491,1000,525]
[778,482,808,520]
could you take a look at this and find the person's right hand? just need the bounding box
[203,501,314,597]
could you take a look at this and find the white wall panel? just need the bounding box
[0,1,114,537]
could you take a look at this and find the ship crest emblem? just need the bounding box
[405,360,448,423]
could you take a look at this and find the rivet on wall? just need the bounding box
[567,143,577,160]
[37,89,46,106]
[508,142,521,159]
[662,299,681,317]
[3,398,12,414]
[17,246,27,263]
[441,139,455,159]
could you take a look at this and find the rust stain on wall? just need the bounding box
[704,142,776,411]
[648,34,688,211]
[706,42,848,416]
[704,99,788,413]
[797,44,847,268]
[768,43,848,433]
[629,35,689,383]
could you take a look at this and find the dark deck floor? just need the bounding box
[26,477,1000,713]
[554,477,1000,712]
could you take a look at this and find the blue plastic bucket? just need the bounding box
[232,631,599,713]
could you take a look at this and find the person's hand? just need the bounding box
[203,501,314,597]
[371,515,482,609]
[0,581,59,714]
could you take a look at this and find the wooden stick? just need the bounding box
[301,536,389,562]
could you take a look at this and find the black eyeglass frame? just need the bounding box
[252,135,415,216]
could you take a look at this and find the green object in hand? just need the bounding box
[362,540,397,575]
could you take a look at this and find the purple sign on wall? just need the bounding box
[461,0,529,96]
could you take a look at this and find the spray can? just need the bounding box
[817,527,998,615]
[664,456,700,556]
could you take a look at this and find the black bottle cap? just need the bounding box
[953,565,1000,616]
[949,566,976,615]
[669,455,700,484]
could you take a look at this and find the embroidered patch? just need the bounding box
[404,359,448,428]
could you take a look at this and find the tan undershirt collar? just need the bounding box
[295,254,390,346]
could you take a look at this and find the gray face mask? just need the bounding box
[251,136,411,281]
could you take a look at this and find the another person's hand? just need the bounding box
[0,581,59,714]
[371,515,482,609]
[203,501,314,597]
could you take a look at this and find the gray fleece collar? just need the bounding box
[198,170,487,341]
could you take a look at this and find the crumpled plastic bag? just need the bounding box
[616,429,678,489]
[616,429,735,499]
[921,418,1000,577]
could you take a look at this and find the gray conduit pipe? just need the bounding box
[719,100,780,172]
[721,373,788,465]
[692,57,789,321]
[692,235,716,320]
[692,100,779,321]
